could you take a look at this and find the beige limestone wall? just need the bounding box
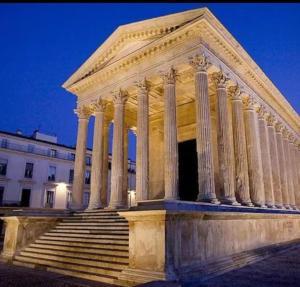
[0,216,60,260]
[119,210,300,284]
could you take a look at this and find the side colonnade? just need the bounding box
[71,54,300,210]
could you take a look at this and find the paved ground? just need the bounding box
[1,245,300,287]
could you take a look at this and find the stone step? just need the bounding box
[58,221,128,226]
[20,249,129,266]
[48,230,129,235]
[39,235,128,245]
[35,239,128,251]
[29,243,128,256]
[74,212,119,217]
[69,216,125,220]
[45,231,129,237]
[55,225,129,230]
[14,255,122,277]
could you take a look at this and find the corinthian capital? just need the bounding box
[112,89,128,105]
[282,127,289,139]
[275,121,283,133]
[256,105,267,120]
[265,113,276,127]
[135,78,150,95]
[91,98,107,114]
[74,105,92,120]
[189,54,211,72]
[242,95,256,111]
[212,70,229,89]
[288,133,295,143]
[228,85,242,101]
[160,66,178,85]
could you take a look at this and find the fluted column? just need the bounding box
[123,125,128,208]
[287,133,297,209]
[135,79,149,201]
[296,142,300,208]
[275,122,290,209]
[109,89,128,209]
[243,96,265,207]
[266,114,283,208]
[212,71,239,205]
[88,99,107,209]
[72,106,91,209]
[228,85,253,206]
[162,67,179,200]
[292,140,300,208]
[256,106,275,208]
[189,55,219,204]
[101,117,110,207]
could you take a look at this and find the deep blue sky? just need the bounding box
[0,3,299,160]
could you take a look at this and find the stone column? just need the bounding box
[189,55,219,204]
[287,133,297,209]
[109,89,128,209]
[135,79,149,201]
[88,99,106,210]
[275,122,290,209]
[123,125,128,208]
[243,96,265,207]
[266,114,283,208]
[71,106,91,210]
[101,117,110,207]
[162,67,179,200]
[296,142,300,208]
[256,106,275,208]
[292,140,300,208]
[212,71,239,205]
[227,85,253,206]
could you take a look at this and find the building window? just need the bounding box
[24,162,34,179]
[69,169,74,184]
[27,144,34,153]
[0,159,8,176]
[1,139,8,149]
[48,166,56,181]
[45,190,54,208]
[49,149,57,158]
[83,192,90,207]
[0,186,4,206]
[108,162,111,170]
[86,156,91,166]
[85,170,91,185]
[69,153,75,161]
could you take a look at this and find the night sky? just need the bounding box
[0,3,299,160]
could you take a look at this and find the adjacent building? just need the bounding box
[0,130,136,209]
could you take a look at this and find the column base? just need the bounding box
[197,197,220,205]
[86,203,103,210]
[266,204,276,208]
[253,203,267,208]
[275,204,284,209]
[220,197,241,206]
[107,202,127,210]
[241,201,254,207]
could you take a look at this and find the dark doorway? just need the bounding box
[178,139,198,201]
[21,189,31,207]
[0,187,3,206]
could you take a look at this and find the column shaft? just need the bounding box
[109,90,127,209]
[123,127,128,207]
[163,68,178,200]
[213,72,238,205]
[275,125,290,209]
[257,112,274,207]
[230,87,252,206]
[287,138,297,209]
[136,81,149,201]
[243,99,265,207]
[72,108,90,209]
[88,102,106,209]
[267,118,282,208]
[101,120,110,207]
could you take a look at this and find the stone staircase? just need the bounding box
[12,209,129,285]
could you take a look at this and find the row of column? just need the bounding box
[72,54,300,210]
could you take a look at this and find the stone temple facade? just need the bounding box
[2,7,300,287]
[63,7,300,212]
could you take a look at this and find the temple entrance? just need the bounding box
[178,139,198,201]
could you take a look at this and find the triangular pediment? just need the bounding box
[62,7,207,89]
